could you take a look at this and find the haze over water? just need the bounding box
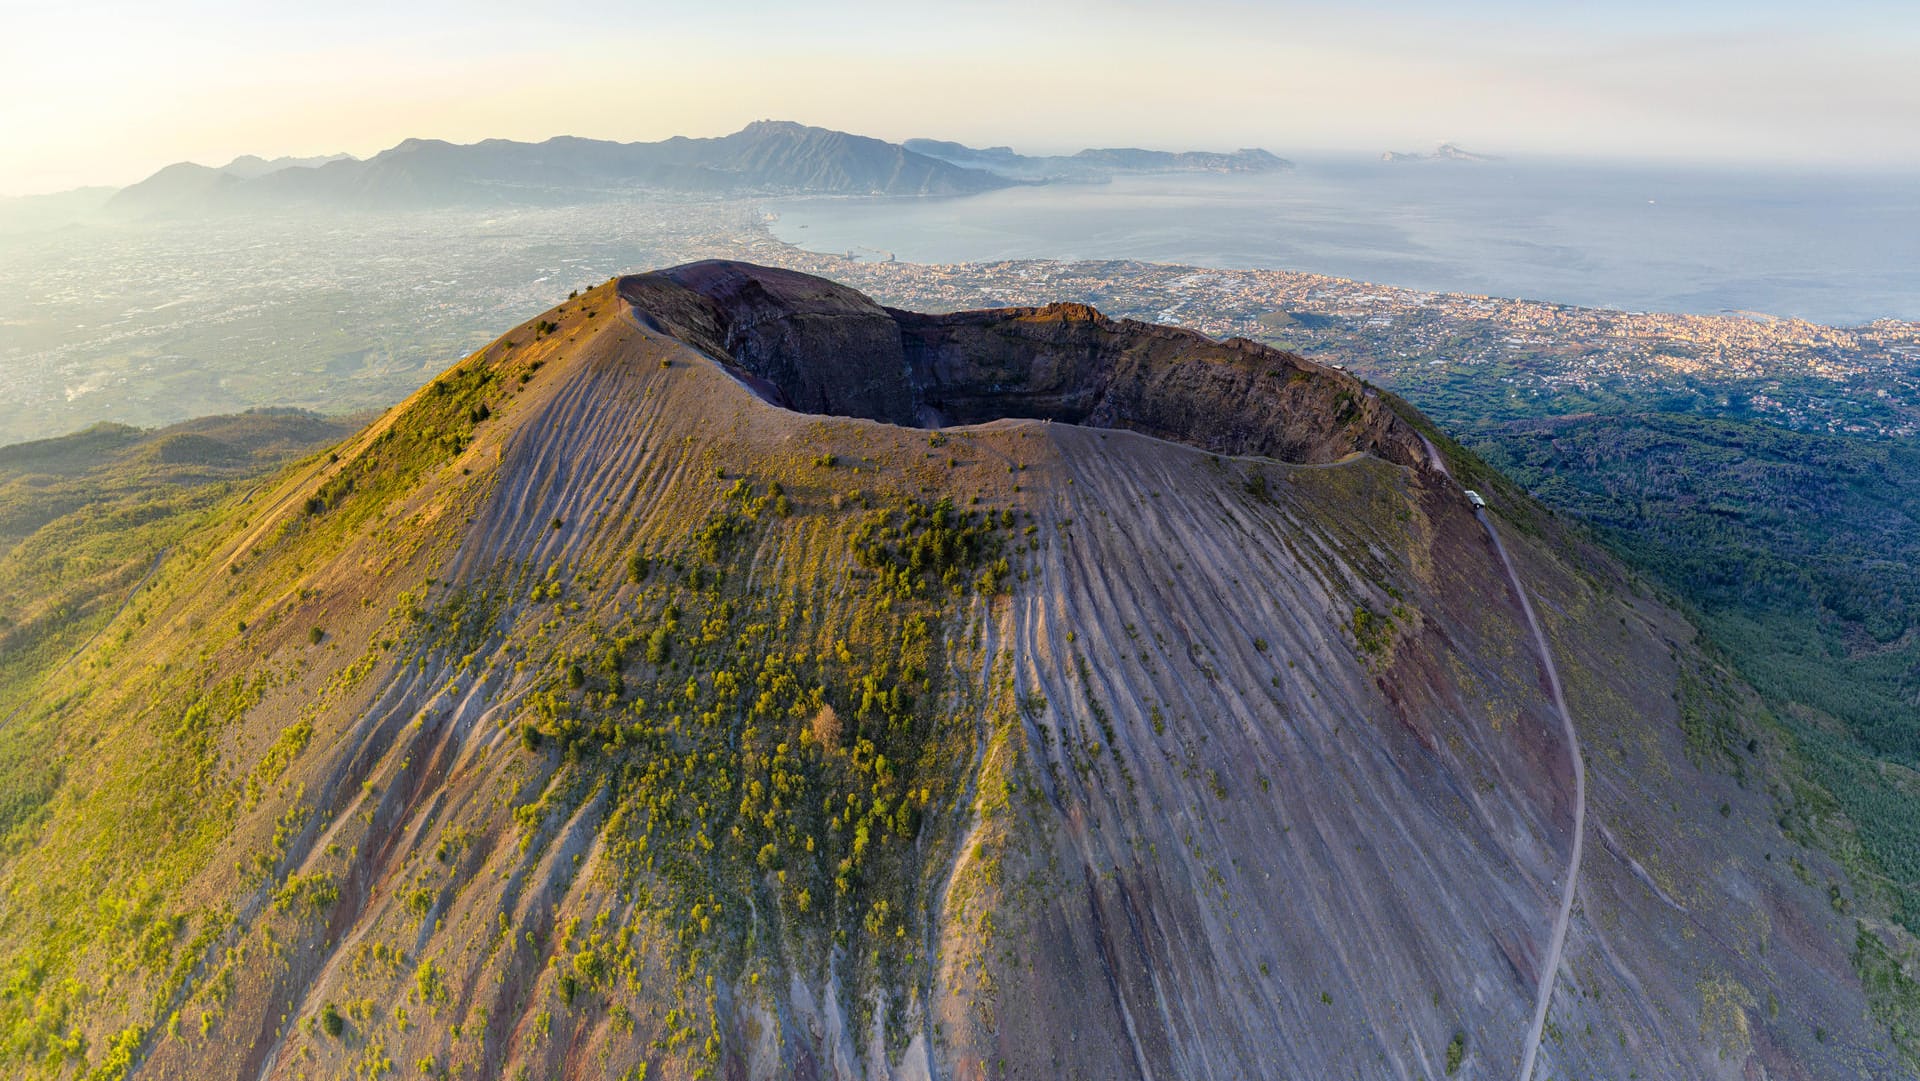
[768,160,1920,327]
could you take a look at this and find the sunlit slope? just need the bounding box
[0,272,1895,1081]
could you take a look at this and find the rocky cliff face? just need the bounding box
[621,260,1426,468]
[0,263,1898,1081]
[621,261,922,425]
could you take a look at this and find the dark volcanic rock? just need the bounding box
[619,260,1426,468]
[620,261,919,426]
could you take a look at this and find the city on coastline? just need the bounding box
[729,222,1920,439]
[4,196,1916,446]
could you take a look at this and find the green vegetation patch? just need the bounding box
[299,362,499,534]
[1444,1030,1466,1074]
[489,481,1019,1067]
[1476,413,1920,762]
[1853,924,1920,1071]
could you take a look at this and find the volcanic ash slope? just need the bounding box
[0,262,1892,1081]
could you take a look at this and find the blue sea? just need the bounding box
[766,159,1920,327]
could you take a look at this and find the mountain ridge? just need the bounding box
[106,121,1012,217]
[219,153,356,180]
[97,125,1304,218]
[903,138,1292,180]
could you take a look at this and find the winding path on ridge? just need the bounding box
[1418,434,1585,1081]
[1482,504,1586,1081]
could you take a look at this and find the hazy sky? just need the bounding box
[2,0,1916,196]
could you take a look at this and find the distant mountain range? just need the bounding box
[1382,142,1500,163]
[905,138,1292,181]
[218,152,357,179]
[86,122,1296,219]
[104,121,1008,216]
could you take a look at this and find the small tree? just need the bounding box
[810,704,842,747]
[1445,1031,1466,1075]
